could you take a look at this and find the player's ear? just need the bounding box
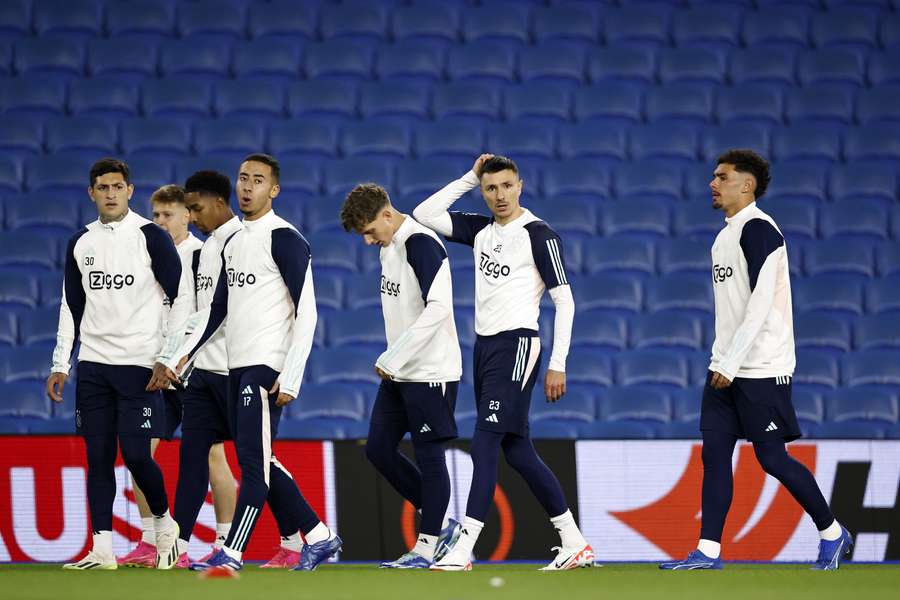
[127,183,134,200]
[269,183,280,199]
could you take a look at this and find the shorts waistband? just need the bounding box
[476,328,539,342]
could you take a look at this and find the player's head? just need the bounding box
[88,158,134,222]
[478,155,524,224]
[340,183,400,247]
[237,153,280,221]
[711,149,771,215]
[184,170,234,235]
[150,184,190,242]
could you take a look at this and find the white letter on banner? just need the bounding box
[11,467,87,561]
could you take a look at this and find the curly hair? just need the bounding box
[716,149,771,199]
[340,183,391,232]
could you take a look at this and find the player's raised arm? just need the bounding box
[47,230,88,401]
[413,153,493,239]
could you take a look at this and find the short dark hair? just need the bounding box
[184,170,232,203]
[480,155,519,177]
[716,149,771,199]
[150,184,185,205]
[340,183,391,232]
[242,153,280,183]
[89,157,130,187]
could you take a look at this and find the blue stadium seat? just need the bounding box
[645,276,713,315]
[304,197,345,234]
[308,348,381,385]
[603,7,670,47]
[586,47,655,85]
[414,122,484,160]
[795,276,866,318]
[811,10,877,52]
[323,157,394,197]
[671,7,741,52]
[247,0,315,41]
[231,39,301,84]
[0,270,37,309]
[630,314,703,351]
[68,79,139,118]
[819,202,888,241]
[214,80,285,119]
[359,82,429,123]
[374,42,444,86]
[304,41,373,82]
[629,123,700,164]
[843,126,900,165]
[741,8,810,51]
[0,78,66,117]
[344,272,383,311]
[829,164,898,205]
[44,117,118,156]
[672,203,724,240]
[0,157,20,193]
[855,314,900,350]
[557,122,627,164]
[159,39,230,80]
[395,159,467,201]
[33,0,100,39]
[827,390,898,428]
[700,124,770,163]
[6,194,80,235]
[797,49,865,89]
[308,233,358,276]
[0,119,42,157]
[785,86,854,126]
[288,80,358,121]
[867,50,900,86]
[670,386,703,425]
[193,119,265,162]
[24,155,91,196]
[431,82,501,124]
[570,314,628,352]
[530,420,582,440]
[0,311,14,347]
[579,420,657,440]
[265,122,336,162]
[141,79,213,119]
[602,204,670,239]
[766,162,827,204]
[319,2,386,42]
[715,85,783,126]
[856,87,900,125]
[105,1,174,41]
[530,387,595,424]
[86,38,158,82]
[728,48,796,87]
[486,122,555,161]
[123,156,174,202]
[615,349,688,390]
[574,275,642,315]
[772,126,842,165]
[614,161,683,204]
[584,238,654,278]
[284,383,367,423]
[881,14,900,49]
[842,350,900,389]
[566,351,614,388]
[2,346,51,383]
[341,122,411,159]
[176,0,246,42]
[793,387,825,430]
[658,48,725,85]
[0,382,51,419]
[390,3,460,47]
[683,163,715,200]
[327,308,386,349]
[657,239,711,276]
[765,203,817,240]
[813,421,887,439]
[532,5,598,45]
[503,83,571,125]
[536,201,596,239]
[18,306,57,348]
[446,42,515,85]
[794,314,852,353]
[518,44,586,87]
[0,0,30,40]
[120,118,192,158]
[313,270,342,313]
[13,37,84,79]
[793,351,840,391]
[447,244,475,273]
[460,3,529,48]
[876,244,900,279]
[645,84,714,125]
[572,84,643,126]
[274,201,304,232]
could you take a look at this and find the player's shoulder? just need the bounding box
[66,226,91,251]
[183,234,204,253]
[271,222,311,255]
[406,219,445,247]
[522,214,561,242]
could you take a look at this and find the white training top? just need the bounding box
[709,201,795,380]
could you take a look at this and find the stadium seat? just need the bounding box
[797,49,865,89]
[231,39,302,84]
[247,0,316,41]
[176,0,246,42]
[275,201,304,232]
[856,87,900,125]
[602,204,670,239]
[308,233,358,276]
[0,311,14,347]
[842,350,900,389]
[829,164,898,205]
[288,80,358,121]
[876,244,900,279]
[431,82,502,124]
[583,238,654,278]
[671,7,741,53]
[843,126,900,165]
[123,156,174,202]
[86,38,159,82]
[765,162,827,204]
[657,239,711,276]
[18,306,57,348]
[2,346,51,383]
[0,118,42,157]
[794,314,852,353]
[374,43,444,86]
[827,389,898,426]
[446,42,516,85]
[658,48,725,85]
[214,80,286,120]
[586,47,655,85]
[793,276,864,317]
[486,122,555,161]
[629,123,700,164]
[24,155,92,196]
[570,314,628,352]
[319,2,386,42]
[603,7,670,47]
[6,194,80,235]
[565,351,614,388]
[105,1,174,41]
[327,309,386,349]
[13,37,84,79]
[741,9,810,51]
[572,84,643,126]
[303,41,373,82]
[785,86,854,126]
[120,118,192,158]
[700,124,770,163]
[645,84,715,125]
[772,126,842,165]
[645,276,713,315]
[308,348,381,385]
[530,421,581,440]
[0,382,51,419]
[193,119,266,162]
[530,387,595,424]
[31,0,98,39]
[855,314,900,350]
[0,79,67,117]
[715,85,783,126]
[285,383,367,425]
[0,157,20,194]
[536,201,596,238]
[813,421,887,439]
[344,273,382,311]
[867,50,900,87]
[340,122,411,159]
[159,39,230,80]
[265,122,335,163]
[390,4,460,47]
[395,159,468,201]
[765,203,817,240]
[503,84,571,125]
[615,349,689,390]
[358,82,430,123]
[447,244,475,273]
[574,275,642,315]
[793,387,825,429]
[881,14,900,49]
[0,270,37,309]
[819,202,888,241]
[518,44,586,87]
[811,10,877,52]
[728,48,797,87]
[312,271,342,314]
[579,420,657,440]
[68,79,139,118]
[0,0,30,40]
[304,197,345,234]
[323,157,394,197]
[44,117,118,156]
[141,79,213,119]
[532,5,598,45]
[614,161,683,204]
[460,3,530,48]
[630,314,703,351]
[793,351,840,391]
[414,122,485,160]
[557,122,628,164]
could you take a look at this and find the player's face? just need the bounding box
[359,211,395,247]
[480,169,523,223]
[237,160,279,221]
[185,192,221,235]
[710,163,751,213]
[88,172,133,222]
[152,201,190,240]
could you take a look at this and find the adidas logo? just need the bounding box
[242,385,253,395]
[419,537,428,544]
[765,421,779,432]
[485,413,499,423]
[141,419,151,429]
[419,423,431,433]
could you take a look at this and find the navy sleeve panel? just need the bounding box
[141,223,182,300]
[64,228,89,338]
[271,227,311,315]
[191,248,201,289]
[524,221,569,290]
[446,211,491,247]
[405,233,447,302]
[739,218,784,292]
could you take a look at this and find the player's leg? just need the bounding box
[119,437,160,567]
[207,443,236,549]
[262,456,325,568]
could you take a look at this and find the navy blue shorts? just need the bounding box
[473,329,542,437]
[700,372,803,443]
[162,389,182,441]
[229,365,283,449]
[181,368,231,440]
[370,380,459,443]
[75,361,163,437]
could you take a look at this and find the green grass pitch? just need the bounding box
[2,563,897,600]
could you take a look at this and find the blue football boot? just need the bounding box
[188,548,242,572]
[811,526,853,571]
[659,549,723,570]
[380,551,432,569]
[293,535,342,572]
[434,519,462,563]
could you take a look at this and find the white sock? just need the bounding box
[550,510,587,549]
[697,539,721,559]
[442,514,451,530]
[450,517,484,559]
[305,522,331,545]
[223,545,242,561]
[92,531,113,558]
[140,517,155,545]
[153,510,176,533]
[176,538,189,556]
[819,519,842,541]
[215,522,231,548]
[412,533,438,561]
[281,532,303,552]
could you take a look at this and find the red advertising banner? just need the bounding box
[0,436,334,563]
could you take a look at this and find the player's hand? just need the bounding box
[545,369,566,403]
[46,372,67,402]
[146,361,180,391]
[710,371,732,389]
[375,366,392,380]
[472,153,494,177]
[269,380,295,407]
